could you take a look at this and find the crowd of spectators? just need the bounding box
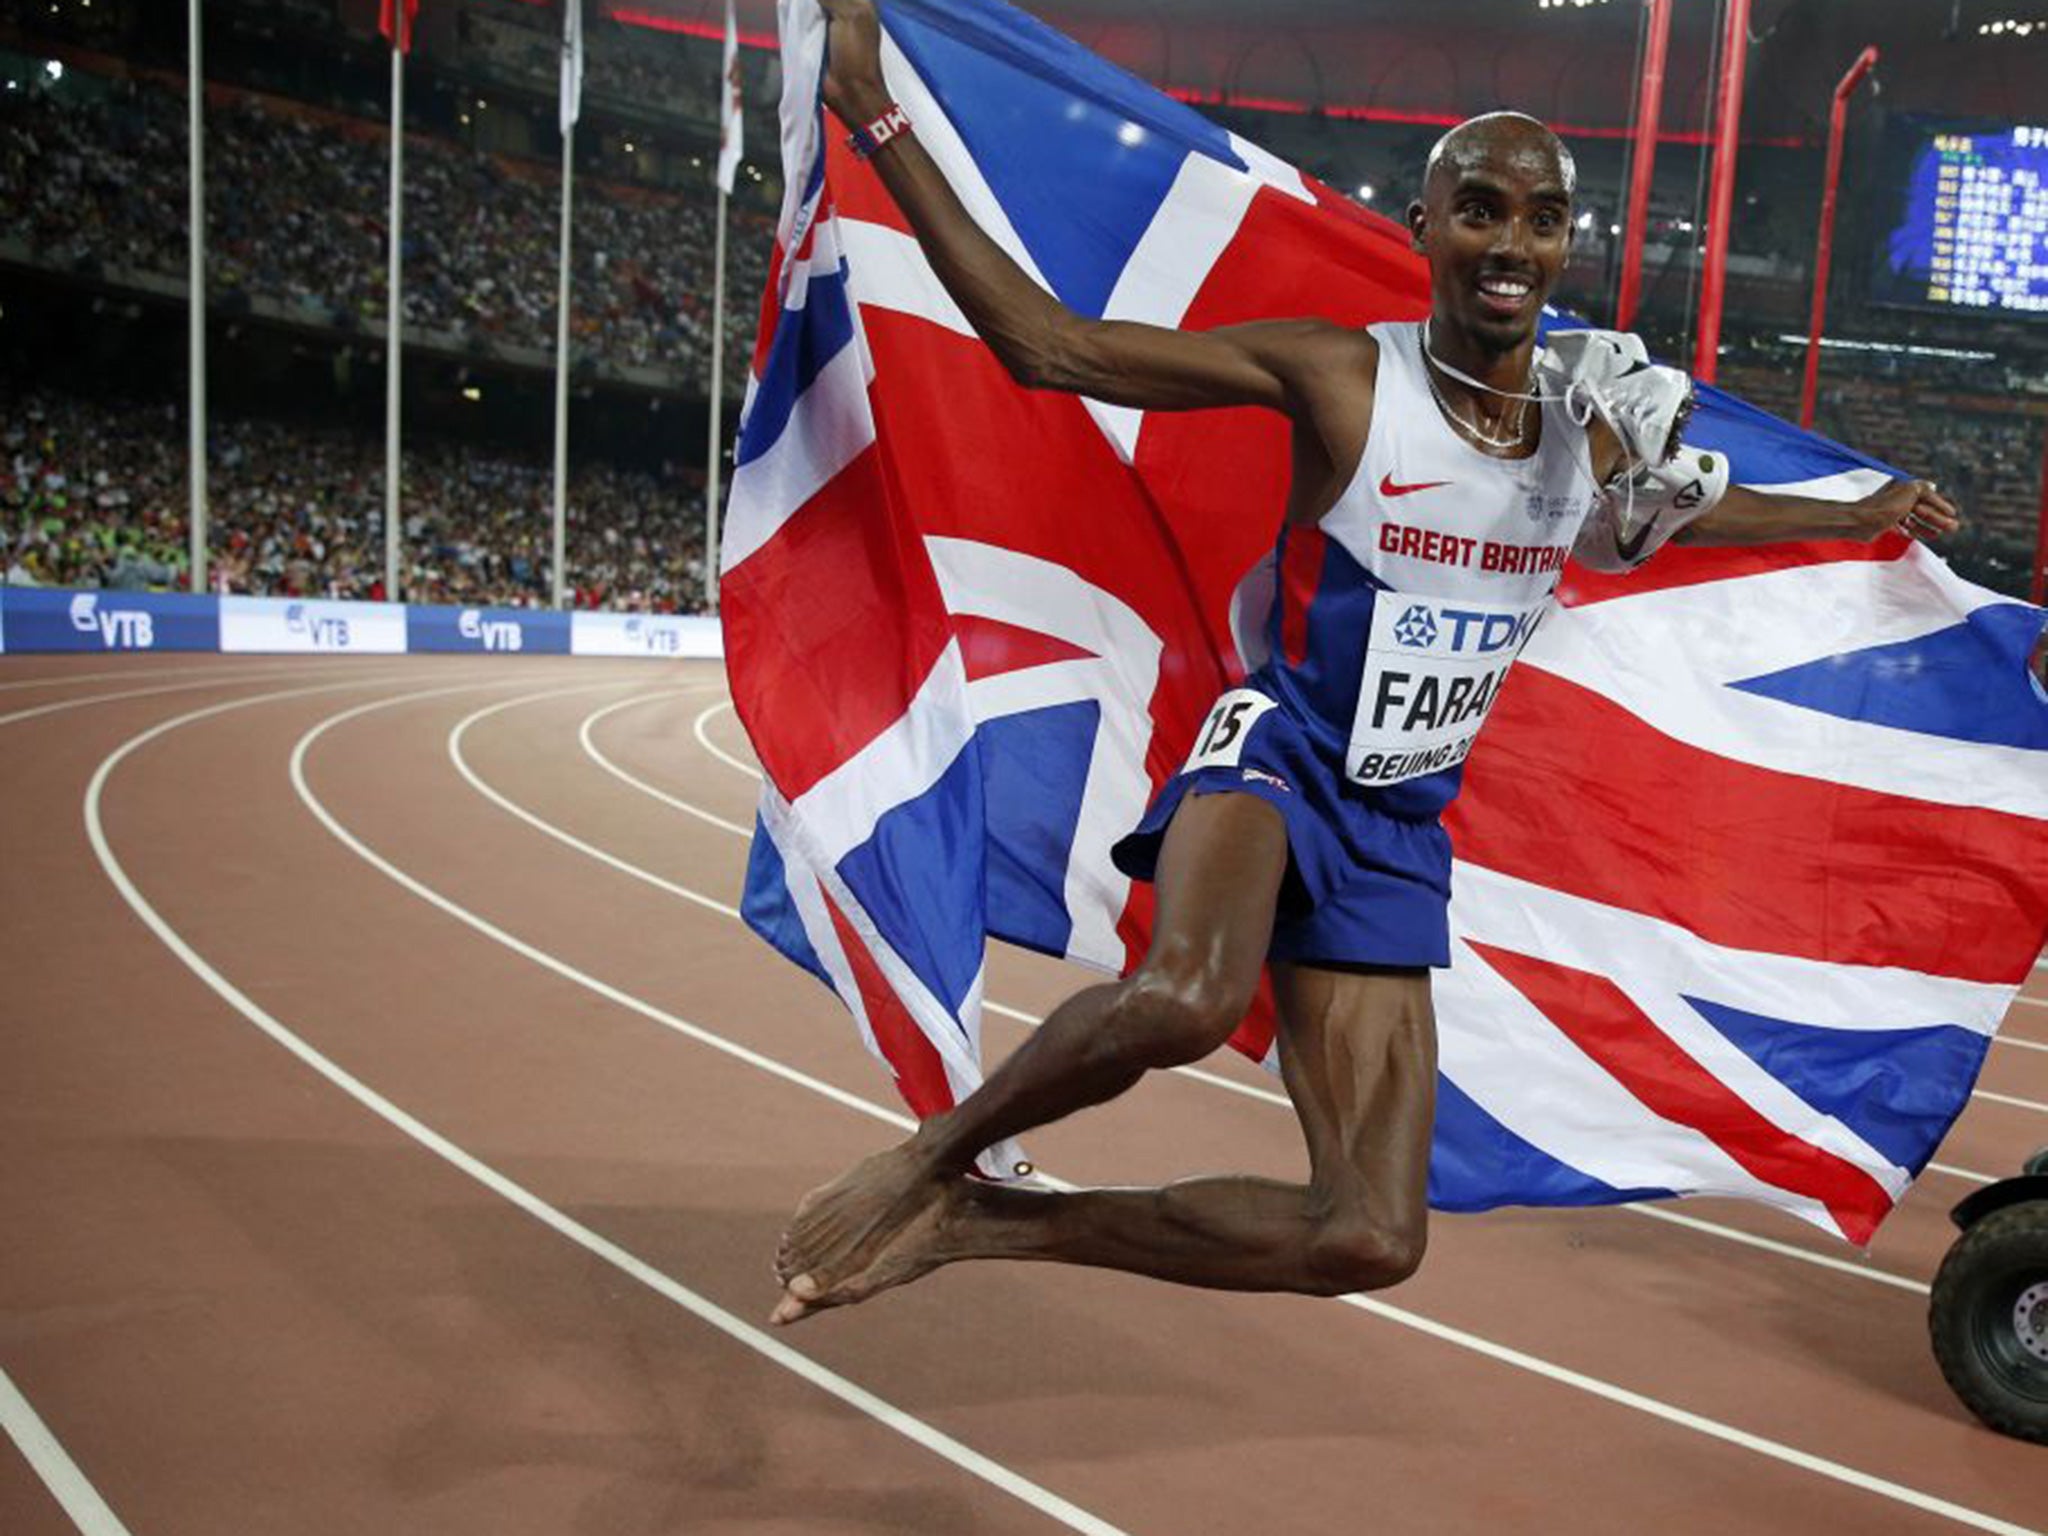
[4,389,712,612]
[1719,355,2044,597]
[1,72,770,382]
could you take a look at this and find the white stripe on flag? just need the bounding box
[1530,555,2048,820]
[841,220,978,338]
[927,537,1166,969]
[1434,938,1844,1234]
[880,35,1056,293]
[722,335,875,574]
[1080,150,1277,462]
[1451,862,2011,1039]
[789,644,977,866]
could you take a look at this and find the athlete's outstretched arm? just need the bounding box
[819,0,1326,414]
[1677,478,1960,546]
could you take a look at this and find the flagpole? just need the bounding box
[553,122,573,612]
[384,38,405,603]
[187,0,207,593]
[704,185,727,612]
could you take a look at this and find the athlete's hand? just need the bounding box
[1850,477,1961,542]
[820,0,890,127]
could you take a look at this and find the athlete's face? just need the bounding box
[1408,126,1574,355]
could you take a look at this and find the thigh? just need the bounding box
[1271,963,1438,1231]
[1138,789,1290,1015]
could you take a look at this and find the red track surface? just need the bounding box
[4,653,2046,1535]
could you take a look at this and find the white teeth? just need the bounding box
[1479,277,1531,297]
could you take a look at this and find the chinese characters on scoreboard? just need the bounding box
[1926,127,2048,314]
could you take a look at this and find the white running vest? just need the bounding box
[1249,320,1603,810]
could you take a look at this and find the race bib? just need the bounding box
[1348,594,1547,786]
[1185,688,1279,771]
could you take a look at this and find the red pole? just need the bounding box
[1614,0,1672,333]
[2034,424,2048,606]
[1799,47,1878,430]
[1692,0,1753,385]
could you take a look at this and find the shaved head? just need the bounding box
[1423,112,1576,202]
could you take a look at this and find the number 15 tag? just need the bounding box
[1184,688,1279,772]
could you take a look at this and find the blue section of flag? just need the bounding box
[1431,1073,1674,1211]
[1686,382,1895,488]
[887,0,1234,317]
[737,260,857,467]
[1732,603,2048,751]
[833,740,987,1025]
[978,702,1100,956]
[1683,995,1992,1175]
[740,819,832,987]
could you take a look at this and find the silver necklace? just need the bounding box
[1422,349,1529,450]
[1420,319,1539,450]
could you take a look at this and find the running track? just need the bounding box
[4,653,2045,1536]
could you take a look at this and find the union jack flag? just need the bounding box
[719,0,2048,1239]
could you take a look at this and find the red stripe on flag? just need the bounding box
[1448,666,2048,983]
[1470,942,1893,1243]
[1558,535,1909,608]
[720,444,953,800]
[822,892,958,1120]
[955,613,1096,682]
[1279,525,1325,667]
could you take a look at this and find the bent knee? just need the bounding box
[1110,966,1250,1068]
[1304,1218,1427,1295]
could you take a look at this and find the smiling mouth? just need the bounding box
[1475,273,1536,314]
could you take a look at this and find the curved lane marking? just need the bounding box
[301,682,2047,1536]
[0,665,378,729]
[0,660,296,694]
[82,679,1129,1536]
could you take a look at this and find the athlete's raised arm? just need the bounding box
[819,0,1330,415]
[1675,477,1961,546]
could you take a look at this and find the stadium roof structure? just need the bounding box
[620,0,2040,143]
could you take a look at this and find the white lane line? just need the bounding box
[0,666,355,729]
[0,1366,133,1536]
[692,697,763,781]
[586,701,2001,1231]
[1328,1290,2041,1536]
[578,690,754,838]
[448,688,744,926]
[81,683,1129,1536]
[1973,1088,2048,1115]
[0,660,293,694]
[355,688,2043,1536]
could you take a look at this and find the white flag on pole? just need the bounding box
[716,0,743,193]
[560,0,584,134]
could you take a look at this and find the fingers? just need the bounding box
[1897,479,1960,540]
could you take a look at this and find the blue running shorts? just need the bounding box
[1110,684,1452,968]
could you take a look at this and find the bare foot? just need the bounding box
[769,1142,953,1325]
[770,1175,967,1325]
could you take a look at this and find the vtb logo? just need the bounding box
[457,609,523,651]
[623,616,683,654]
[68,593,154,648]
[285,603,351,648]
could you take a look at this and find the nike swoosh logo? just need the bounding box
[1613,512,1660,565]
[1380,473,1453,498]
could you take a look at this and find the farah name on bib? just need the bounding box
[1348,594,1546,786]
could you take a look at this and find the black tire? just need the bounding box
[1929,1199,2048,1444]
[2024,1147,2048,1179]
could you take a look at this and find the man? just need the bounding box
[771,0,1960,1325]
